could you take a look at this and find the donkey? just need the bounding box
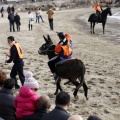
[38,35,88,100]
[88,7,112,34]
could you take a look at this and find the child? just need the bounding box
[15,71,40,119]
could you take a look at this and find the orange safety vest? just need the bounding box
[94,4,102,13]
[61,45,72,56]
[9,42,23,58]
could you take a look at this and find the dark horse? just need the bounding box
[38,35,88,100]
[88,7,112,34]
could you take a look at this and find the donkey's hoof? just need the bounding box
[54,92,58,95]
[86,97,89,100]
[75,95,79,100]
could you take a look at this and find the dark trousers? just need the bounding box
[48,56,61,73]
[16,22,20,31]
[28,24,32,31]
[9,21,15,32]
[49,18,53,30]
[10,61,25,86]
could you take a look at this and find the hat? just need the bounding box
[24,71,39,89]
[57,32,65,39]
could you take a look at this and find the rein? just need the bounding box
[41,44,54,53]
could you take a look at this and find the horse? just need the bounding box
[38,35,88,100]
[88,7,112,34]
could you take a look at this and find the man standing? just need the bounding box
[42,91,70,120]
[47,8,54,30]
[7,5,11,14]
[5,36,25,89]
[8,11,15,32]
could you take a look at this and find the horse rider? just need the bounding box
[5,36,25,89]
[93,2,102,22]
[48,32,73,82]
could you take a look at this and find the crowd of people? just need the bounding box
[0,2,103,120]
[0,70,101,120]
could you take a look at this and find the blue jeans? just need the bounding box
[39,15,44,22]
[36,15,40,23]
[9,21,15,32]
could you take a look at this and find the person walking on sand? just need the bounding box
[8,11,15,32]
[47,8,54,30]
[14,13,21,31]
[35,8,40,23]
[5,36,25,89]
[1,7,4,17]
[28,11,34,31]
[7,5,11,14]
[39,8,44,22]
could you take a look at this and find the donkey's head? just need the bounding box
[107,7,112,16]
[38,35,53,55]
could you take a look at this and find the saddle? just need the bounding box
[56,59,72,65]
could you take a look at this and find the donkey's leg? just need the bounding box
[102,22,105,34]
[70,79,80,99]
[54,77,63,95]
[93,22,95,34]
[83,81,88,100]
[90,22,92,34]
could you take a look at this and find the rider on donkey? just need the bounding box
[48,32,72,82]
[93,1,102,22]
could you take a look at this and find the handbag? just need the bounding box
[31,18,34,21]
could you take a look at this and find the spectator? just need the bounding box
[35,8,40,23]
[21,95,51,120]
[46,8,54,30]
[68,115,83,120]
[14,13,21,31]
[1,7,4,17]
[87,115,102,120]
[7,5,11,14]
[5,36,25,88]
[28,11,34,31]
[11,6,15,14]
[42,91,70,120]
[0,70,7,87]
[0,79,16,120]
[15,71,39,119]
[39,8,44,22]
[8,11,15,32]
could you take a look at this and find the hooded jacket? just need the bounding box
[15,86,39,119]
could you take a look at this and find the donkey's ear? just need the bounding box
[43,35,49,43]
[47,35,52,43]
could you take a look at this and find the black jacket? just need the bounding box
[14,15,20,23]
[41,106,70,120]
[7,43,23,64]
[8,13,14,23]
[0,88,16,120]
[21,109,47,120]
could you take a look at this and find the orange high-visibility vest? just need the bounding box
[61,45,72,56]
[94,4,102,13]
[9,42,23,58]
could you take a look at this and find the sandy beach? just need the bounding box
[0,7,120,120]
